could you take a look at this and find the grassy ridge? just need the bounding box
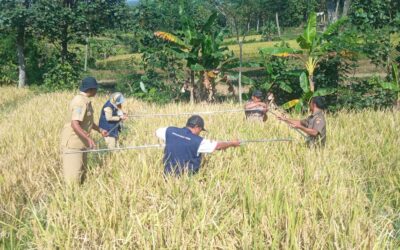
[0,87,399,248]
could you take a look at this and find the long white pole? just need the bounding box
[64,138,293,154]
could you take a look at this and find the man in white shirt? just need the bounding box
[156,115,240,176]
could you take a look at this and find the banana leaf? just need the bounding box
[313,88,336,96]
[139,81,147,93]
[392,63,399,84]
[297,12,316,50]
[299,72,309,93]
[294,102,303,113]
[282,99,300,109]
[241,75,255,85]
[202,12,218,33]
[322,17,348,37]
[262,81,273,91]
[154,31,188,48]
[380,82,399,91]
[190,64,205,72]
[279,82,293,93]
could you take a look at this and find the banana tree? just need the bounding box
[154,11,232,102]
[260,12,347,111]
[259,46,302,94]
[282,72,334,112]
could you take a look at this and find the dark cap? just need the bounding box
[186,115,207,131]
[252,90,263,98]
[80,77,98,92]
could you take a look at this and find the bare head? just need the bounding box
[309,96,326,113]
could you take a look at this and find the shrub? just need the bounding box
[261,21,278,41]
[115,71,179,104]
[42,61,81,91]
[335,76,396,110]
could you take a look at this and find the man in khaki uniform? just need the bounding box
[278,96,326,147]
[60,77,107,184]
[244,90,268,122]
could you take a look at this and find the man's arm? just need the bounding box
[294,117,324,137]
[294,125,319,136]
[245,102,267,110]
[278,115,318,136]
[278,115,296,123]
[92,123,108,137]
[104,107,122,122]
[71,120,96,148]
[215,140,241,150]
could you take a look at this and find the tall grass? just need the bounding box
[0,87,399,249]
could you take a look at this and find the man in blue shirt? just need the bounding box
[156,115,240,176]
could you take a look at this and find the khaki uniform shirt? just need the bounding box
[301,110,326,146]
[61,93,94,149]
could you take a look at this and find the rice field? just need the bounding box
[227,40,300,60]
[0,86,399,249]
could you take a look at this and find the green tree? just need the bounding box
[133,0,213,33]
[0,0,35,88]
[349,0,399,73]
[33,0,128,63]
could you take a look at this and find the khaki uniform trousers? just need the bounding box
[62,150,87,184]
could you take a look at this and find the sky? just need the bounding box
[127,0,139,5]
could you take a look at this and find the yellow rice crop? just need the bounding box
[0,87,399,248]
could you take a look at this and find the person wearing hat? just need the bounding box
[277,96,327,147]
[99,92,128,149]
[60,77,108,184]
[244,90,268,122]
[155,115,240,176]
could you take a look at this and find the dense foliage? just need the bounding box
[0,0,399,109]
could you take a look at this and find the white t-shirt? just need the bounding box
[156,127,217,154]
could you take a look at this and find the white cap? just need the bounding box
[110,92,125,105]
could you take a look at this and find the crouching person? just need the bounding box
[99,92,128,149]
[155,115,240,176]
[244,90,268,122]
[278,96,327,147]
